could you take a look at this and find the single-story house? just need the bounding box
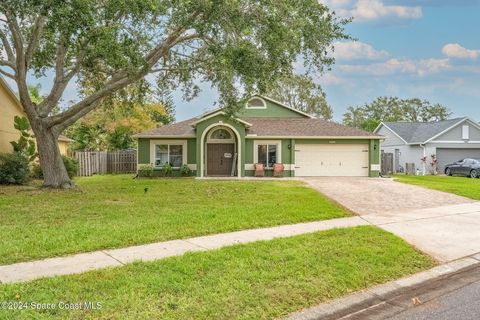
[0,77,72,154]
[374,117,480,174]
[133,96,382,177]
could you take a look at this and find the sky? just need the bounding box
[172,0,480,122]
[5,0,480,123]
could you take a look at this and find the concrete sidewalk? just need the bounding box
[0,216,368,284]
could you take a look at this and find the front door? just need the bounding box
[207,143,235,176]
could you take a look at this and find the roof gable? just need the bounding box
[191,111,252,127]
[375,118,470,144]
[237,95,312,119]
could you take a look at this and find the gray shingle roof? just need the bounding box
[245,118,379,137]
[133,117,380,138]
[382,118,466,144]
[133,118,197,137]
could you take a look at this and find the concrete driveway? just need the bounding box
[304,177,480,262]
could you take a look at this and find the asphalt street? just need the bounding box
[388,280,480,320]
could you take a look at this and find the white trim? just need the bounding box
[207,126,235,144]
[245,97,267,109]
[374,122,408,145]
[200,122,242,178]
[149,139,187,168]
[371,164,381,171]
[253,140,282,168]
[134,135,195,139]
[257,95,315,119]
[469,141,480,144]
[191,111,252,127]
[245,163,295,170]
[430,141,468,144]
[462,125,470,140]
[245,135,381,139]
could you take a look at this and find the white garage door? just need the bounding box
[295,144,370,177]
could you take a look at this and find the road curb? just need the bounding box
[285,255,480,320]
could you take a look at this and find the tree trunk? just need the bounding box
[31,121,73,188]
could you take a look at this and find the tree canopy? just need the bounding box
[0,0,349,187]
[343,97,452,132]
[266,75,332,120]
[67,82,174,151]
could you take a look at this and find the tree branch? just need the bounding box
[25,15,46,66]
[0,29,15,64]
[5,11,33,114]
[49,27,192,130]
[0,67,15,79]
[37,43,77,116]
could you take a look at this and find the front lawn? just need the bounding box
[0,175,350,264]
[0,226,434,320]
[395,175,480,200]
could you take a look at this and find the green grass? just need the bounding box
[394,174,480,200]
[0,226,434,320]
[0,175,350,264]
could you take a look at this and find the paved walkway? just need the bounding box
[304,177,480,263]
[0,217,368,284]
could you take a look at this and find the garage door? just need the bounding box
[437,148,480,173]
[294,144,370,177]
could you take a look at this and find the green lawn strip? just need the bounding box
[0,226,434,320]
[394,175,480,200]
[0,175,349,265]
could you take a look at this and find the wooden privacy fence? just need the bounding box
[71,150,137,176]
[381,152,394,175]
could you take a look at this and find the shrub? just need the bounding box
[30,163,43,179]
[180,164,191,176]
[0,152,30,185]
[30,156,79,179]
[138,164,154,177]
[62,156,79,178]
[162,163,173,176]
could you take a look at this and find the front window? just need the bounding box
[257,144,277,167]
[155,144,183,167]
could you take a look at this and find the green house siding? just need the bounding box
[137,138,150,164]
[369,139,381,177]
[238,99,306,118]
[187,138,196,164]
[194,114,247,177]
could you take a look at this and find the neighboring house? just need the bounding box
[134,96,382,177]
[374,117,480,174]
[0,77,72,154]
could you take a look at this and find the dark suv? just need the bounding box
[445,158,480,178]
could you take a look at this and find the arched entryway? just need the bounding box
[200,123,241,177]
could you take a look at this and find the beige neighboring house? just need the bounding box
[0,77,72,154]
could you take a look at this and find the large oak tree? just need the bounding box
[0,0,348,187]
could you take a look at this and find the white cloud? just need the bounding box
[352,0,422,21]
[338,58,450,76]
[319,0,422,22]
[442,43,479,60]
[333,41,389,60]
[318,73,348,85]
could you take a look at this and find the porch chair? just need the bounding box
[254,163,265,177]
[273,163,284,178]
